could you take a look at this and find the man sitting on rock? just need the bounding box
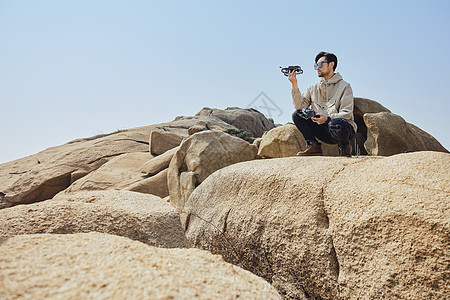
[289,51,357,157]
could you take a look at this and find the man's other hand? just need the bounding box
[311,113,328,125]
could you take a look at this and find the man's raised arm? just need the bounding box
[289,70,310,110]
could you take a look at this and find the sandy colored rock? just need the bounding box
[257,124,306,158]
[139,146,179,176]
[353,97,391,116]
[0,113,243,209]
[124,169,169,198]
[187,120,230,135]
[183,157,358,299]
[182,152,449,299]
[196,107,275,137]
[0,190,188,248]
[364,112,448,155]
[0,232,281,300]
[257,124,340,158]
[0,128,151,208]
[149,130,183,156]
[169,115,238,133]
[168,130,258,211]
[323,151,450,299]
[61,152,152,193]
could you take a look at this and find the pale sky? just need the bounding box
[1,0,449,164]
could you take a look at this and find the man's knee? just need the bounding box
[328,118,353,142]
[329,118,348,127]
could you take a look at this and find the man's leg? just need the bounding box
[328,118,355,156]
[292,110,330,155]
[292,110,319,145]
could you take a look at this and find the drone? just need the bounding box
[280,65,303,76]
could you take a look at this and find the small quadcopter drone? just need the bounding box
[279,65,303,76]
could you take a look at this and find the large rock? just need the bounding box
[353,97,391,154]
[0,113,246,209]
[353,97,391,116]
[364,112,448,155]
[257,124,306,158]
[182,152,449,299]
[0,190,188,248]
[58,151,171,198]
[167,115,239,134]
[0,128,151,208]
[148,130,183,156]
[257,124,339,158]
[168,130,258,211]
[124,169,169,197]
[60,152,154,194]
[140,146,179,176]
[323,151,449,299]
[196,107,275,137]
[0,232,281,299]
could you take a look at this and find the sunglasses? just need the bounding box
[314,61,329,70]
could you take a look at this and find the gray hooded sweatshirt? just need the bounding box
[292,72,357,132]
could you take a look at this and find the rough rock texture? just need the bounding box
[353,97,391,118]
[257,124,339,158]
[187,119,232,135]
[124,168,169,197]
[140,146,179,176]
[60,152,154,194]
[168,115,238,134]
[168,130,258,211]
[196,107,275,137]
[323,151,449,299]
[149,130,184,156]
[0,190,188,248]
[364,112,448,155]
[257,124,306,158]
[0,111,251,209]
[353,97,391,155]
[0,232,282,299]
[182,152,449,299]
[0,128,150,208]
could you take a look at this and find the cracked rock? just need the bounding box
[182,152,449,299]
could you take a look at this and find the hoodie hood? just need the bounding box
[319,72,343,103]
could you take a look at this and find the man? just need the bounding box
[289,51,357,157]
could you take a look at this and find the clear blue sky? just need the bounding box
[1,0,449,164]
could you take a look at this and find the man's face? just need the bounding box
[315,56,333,78]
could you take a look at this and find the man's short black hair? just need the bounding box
[315,51,338,71]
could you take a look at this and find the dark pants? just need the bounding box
[292,110,355,147]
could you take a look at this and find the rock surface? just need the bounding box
[352,97,391,155]
[124,168,169,197]
[149,130,184,156]
[60,152,154,194]
[364,112,448,155]
[257,124,306,158]
[0,232,282,299]
[182,152,449,299]
[0,128,150,208]
[168,130,258,211]
[196,107,275,137]
[0,190,188,248]
[140,146,179,176]
[257,124,339,158]
[0,110,261,209]
[323,151,449,299]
